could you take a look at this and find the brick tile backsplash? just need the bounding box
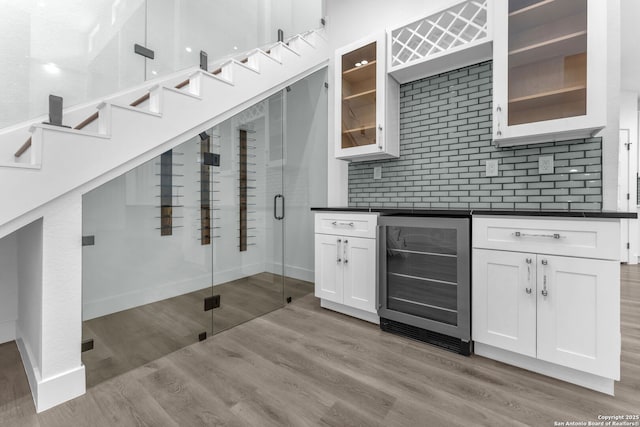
[348,61,603,210]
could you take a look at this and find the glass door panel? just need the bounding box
[283,68,328,303]
[507,0,587,125]
[210,92,285,335]
[81,134,214,388]
[341,42,377,149]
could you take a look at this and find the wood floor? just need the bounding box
[1,266,639,426]
[82,273,314,388]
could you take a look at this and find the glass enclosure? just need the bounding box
[81,68,327,387]
[0,0,323,129]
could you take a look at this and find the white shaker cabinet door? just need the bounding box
[536,255,620,380]
[342,236,377,313]
[314,234,344,304]
[472,249,537,358]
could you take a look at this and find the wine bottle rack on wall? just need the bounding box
[160,149,174,236]
[157,149,184,235]
[239,129,248,251]
[200,134,211,245]
[237,127,258,251]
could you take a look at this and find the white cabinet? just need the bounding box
[314,213,378,322]
[473,249,619,379]
[473,249,537,358]
[492,0,608,146]
[334,33,399,161]
[473,216,621,393]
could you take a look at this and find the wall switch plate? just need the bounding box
[486,159,498,177]
[539,155,554,174]
[373,166,382,180]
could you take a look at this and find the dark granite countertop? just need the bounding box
[310,207,637,219]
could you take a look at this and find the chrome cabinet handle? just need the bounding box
[336,238,342,263]
[526,257,532,294]
[541,259,548,297]
[513,231,562,239]
[343,239,348,264]
[332,221,354,227]
[378,124,383,149]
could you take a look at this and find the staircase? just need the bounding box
[0,29,329,240]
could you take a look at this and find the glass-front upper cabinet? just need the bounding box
[334,32,399,161]
[492,0,607,146]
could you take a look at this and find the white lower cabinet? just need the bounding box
[314,213,378,323]
[472,216,621,394]
[315,234,376,312]
[473,249,619,379]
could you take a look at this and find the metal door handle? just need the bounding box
[343,239,348,264]
[514,231,562,239]
[526,257,532,295]
[337,238,342,263]
[274,194,284,220]
[541,259,548,297]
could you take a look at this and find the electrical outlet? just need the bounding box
[539,155,554,174]
[486,159,498,177]
[373,166,382,180]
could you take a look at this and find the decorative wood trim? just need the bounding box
[239,129,248,251]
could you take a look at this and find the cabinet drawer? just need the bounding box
[473,216,620,260]
[315,213,378,238]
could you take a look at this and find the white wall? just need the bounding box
[619,91,639,262]
[323,0,460,205]
[16,218,43,385]
[0,231,18,343]
[602,0,622,210]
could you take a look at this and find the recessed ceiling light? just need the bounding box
[185,47,192,53]
[43,62,60,74]
[233,46,238,50]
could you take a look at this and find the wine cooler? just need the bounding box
[378,216,471,355]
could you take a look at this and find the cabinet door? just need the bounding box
[472,249,537,357]
[314,234,343,303]
[492,0,606,145]
[334,33,399,161]
[536,255,620,379]
[342,236,377,313]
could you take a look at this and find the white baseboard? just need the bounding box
[474,342,615,395]
[84,264,271,320]
[16,336,86,413]
[213,263,266,286]
[36,365,86,413]
[83,273,212,320]
[266,263,314,283]
[0,319,16,344]
[16,336,39,409]
[320,299,379,324]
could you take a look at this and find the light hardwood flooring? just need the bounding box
[82,273,314,388]
[1,266,639,426]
